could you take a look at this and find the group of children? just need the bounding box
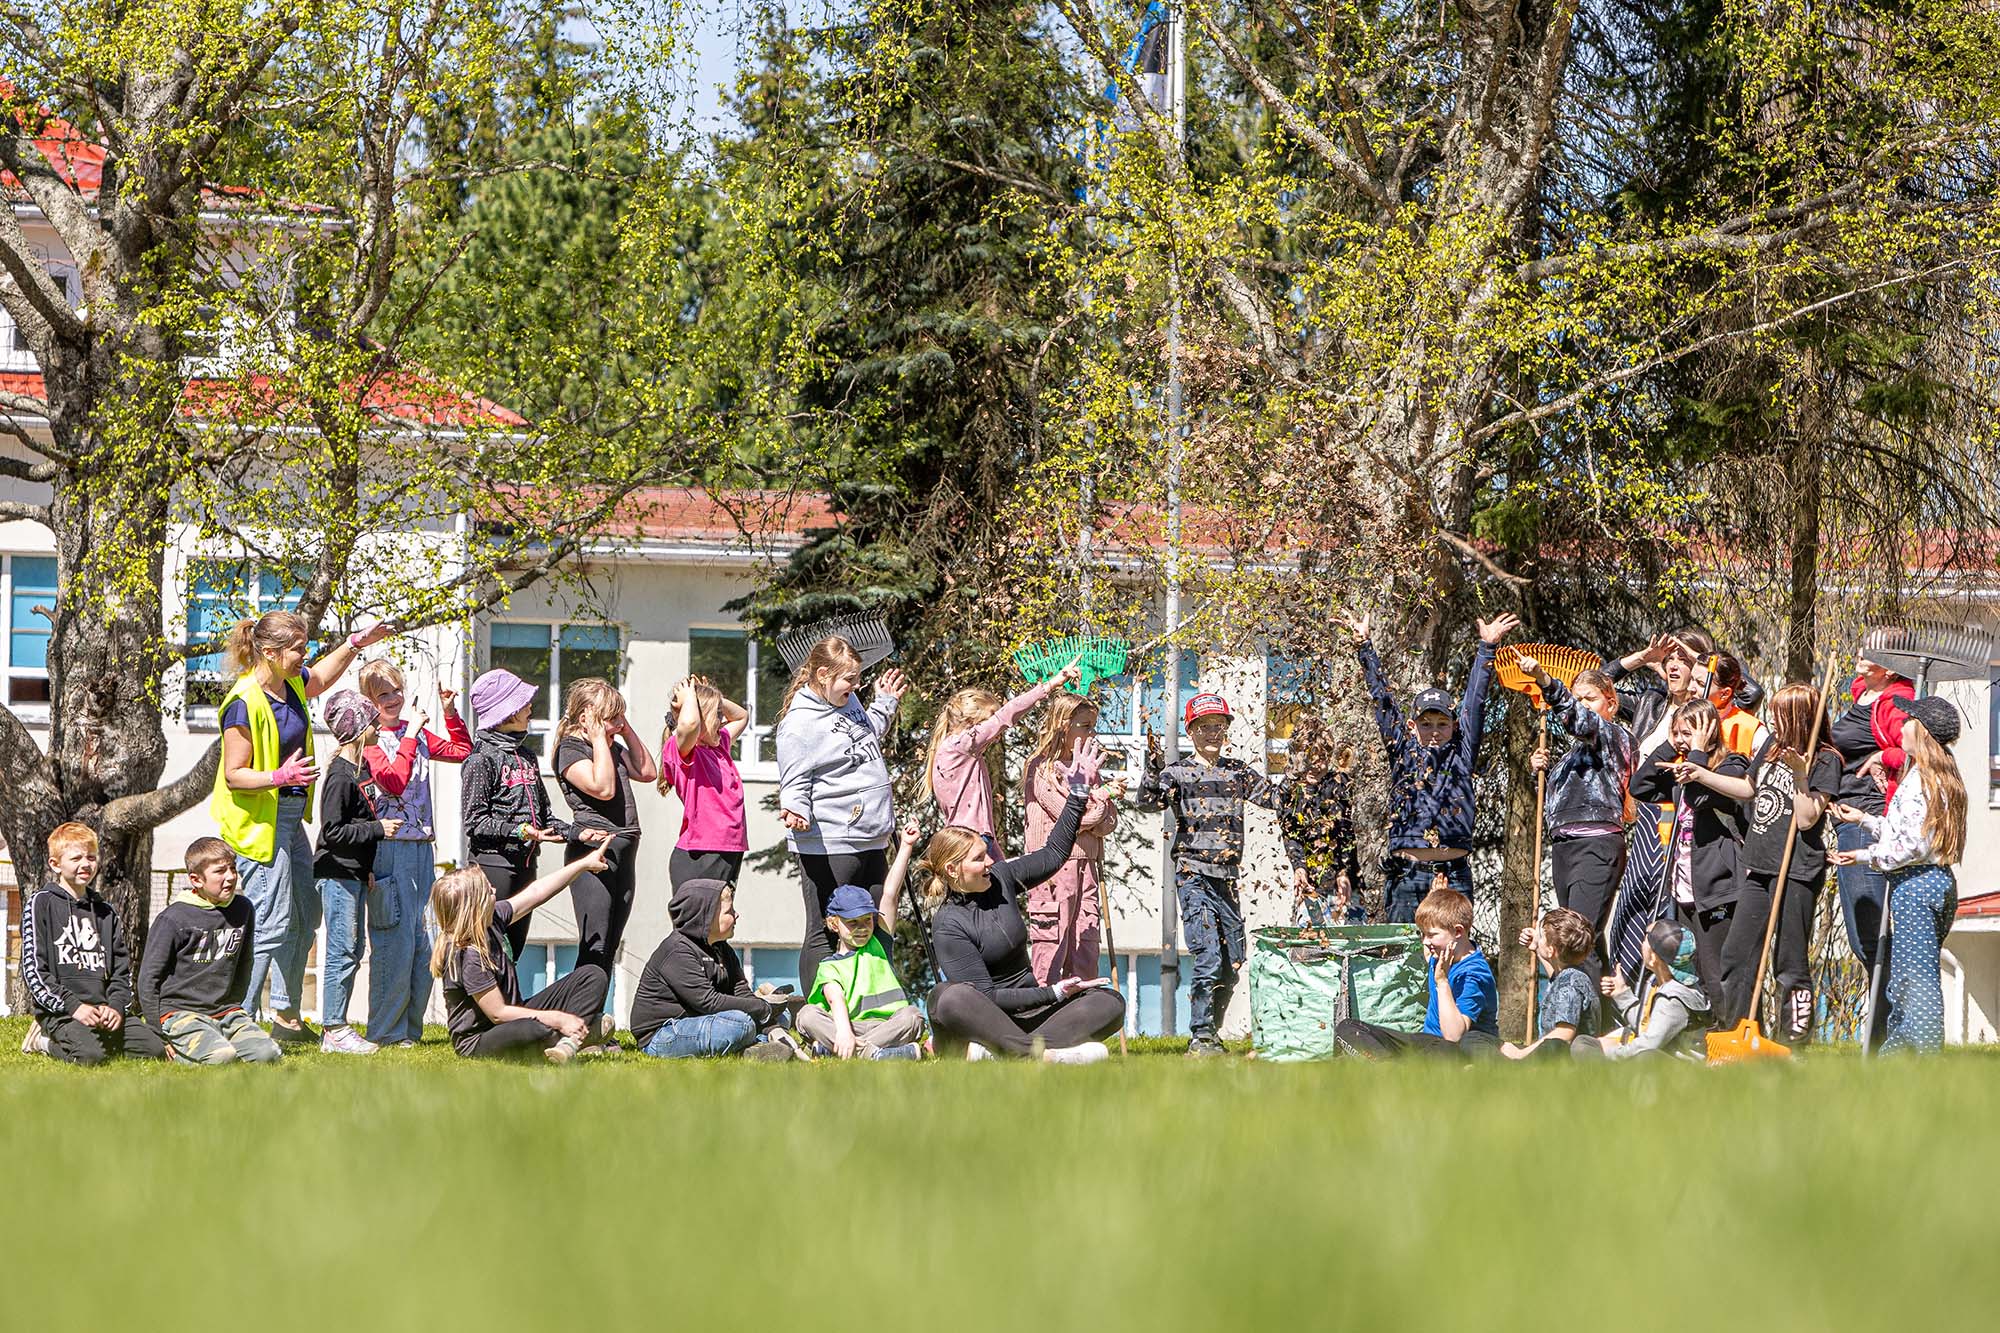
[16,598,1971,1067]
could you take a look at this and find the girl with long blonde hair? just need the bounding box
[773,635,910,988]
[924,655,1082,853]
[1832,695,1968,1051]
[429,845,614,1062]
[922,741,1129,1062]
[1020,691,1119,982]
[551,677,658,1026]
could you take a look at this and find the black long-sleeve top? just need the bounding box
[313,755,388,880]
[461,727,576,856]
[930,789,1086,1013]
[1629,742,1749,911]
[138,894,256,1021]
[22,885,137,1019]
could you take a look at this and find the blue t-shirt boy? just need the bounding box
[1424,949,1499,1038]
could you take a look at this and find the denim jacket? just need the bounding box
[1357,639,1495,856]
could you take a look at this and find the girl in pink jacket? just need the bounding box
[922,656,1081,852]
[1022,692,1120,983]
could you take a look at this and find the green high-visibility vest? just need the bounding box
[808,936,909,1021]
[210,673,316,862]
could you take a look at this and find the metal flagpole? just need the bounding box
[1158,0,1187,1037]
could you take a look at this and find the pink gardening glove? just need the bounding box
[270,752,318,787]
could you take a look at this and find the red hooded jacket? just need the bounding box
[1858,673,1917,801]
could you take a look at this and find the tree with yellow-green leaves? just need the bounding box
[0,3,728,956]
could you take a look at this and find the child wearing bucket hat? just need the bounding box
[313,689,398,1055]
[1135,690,1284,1057]
[1338,609,1518,923]
[1830,693,1967,1052]
[460,668,606,958]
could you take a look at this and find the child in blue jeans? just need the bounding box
[1137,693,1283,1057]
[1340,609,1517,922]
[314,690,398,1056]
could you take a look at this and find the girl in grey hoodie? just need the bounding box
[1574,918,1710,1060]
[774,636,909,990]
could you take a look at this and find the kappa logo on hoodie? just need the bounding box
[54,913,106,974]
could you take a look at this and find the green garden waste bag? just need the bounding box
[1248,925,1429,1062]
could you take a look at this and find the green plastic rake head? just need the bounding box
[1013,635,1131,694]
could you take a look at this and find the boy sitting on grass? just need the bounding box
[138,837,281,1066]
[1502,908,1599,1061]
[799,822,925,1060]
[20,821,165,1064]
[1334,887,1498,1060]
[1574,919,1710,1062]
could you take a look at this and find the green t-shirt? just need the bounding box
[808,933,910,1021]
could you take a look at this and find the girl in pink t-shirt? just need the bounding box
[659,676,752,888]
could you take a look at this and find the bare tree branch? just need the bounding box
[100,740,220,834]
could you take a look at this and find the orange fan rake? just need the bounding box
[1496,644,1603,709]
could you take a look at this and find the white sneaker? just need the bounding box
[965,1042,994,1062]
[1043,1041,1110,1066]
[20,1019,48,1056]
[320,1025,379,1056]
[545,1035,583,1064]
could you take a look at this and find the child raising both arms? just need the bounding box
[659,675,752,889]
[1340,609,1518,922]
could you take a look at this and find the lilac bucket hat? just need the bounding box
[469,667,538,726]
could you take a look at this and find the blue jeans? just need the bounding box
[368,840,436,1044]
[240,794,317,1019]
[640,1010,759,1059]
[1385,855,1473,923]
[318,876,367,1026]
[1837,820,1889,969]
[1178,870,1245,1039]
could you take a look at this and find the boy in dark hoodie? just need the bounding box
[139,837,281,1066]
[1341,610,1518,923]
[19,822,165,1064]
[631,878,799,1060]
[460,667,608,958]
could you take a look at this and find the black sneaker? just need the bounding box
[270,1018,320,1045]
[743,1040,795,1062]
[1185,1035,1227,1058]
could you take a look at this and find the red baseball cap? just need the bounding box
[1184,693,1232,724]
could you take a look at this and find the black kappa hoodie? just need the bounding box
[628,877,773,1046]
[22,884,138,1020]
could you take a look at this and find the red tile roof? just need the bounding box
[487,486,836,547]
[1957,891,2000,922]
[0,368,524,430]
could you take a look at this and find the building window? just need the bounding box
[1094,653,1199,772]
[686,627,790,769]
[3,555,56,707]
[483,621,623,754]
[183,563,309,712]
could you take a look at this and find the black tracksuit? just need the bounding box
[461,727,576,956]
[628,877,775,1048]
[22,884,164,1064]
[1630,742,1749,1008]
[138,895,257,1023]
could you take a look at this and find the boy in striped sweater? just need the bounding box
[1138,693,1282,1057]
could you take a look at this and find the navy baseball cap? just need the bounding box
[1412,687,1455,719]
[826,884,876,919]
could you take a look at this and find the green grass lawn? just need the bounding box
[1,1015,1992,1331]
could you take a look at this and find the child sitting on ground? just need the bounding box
[1333,887,1499,1060]
[430,845,616,1063]
[1341,609,1518,921]
[1574,918,1710,1060]
[799,822,925,1060]
[1502,908,1599,1061]
[138,838,281,1066]
[1519,657,1634,982]
[630,876,802,1062]
[20,822,164,1064]
[1137,693,1285,1056]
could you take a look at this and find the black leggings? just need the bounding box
[454,965,608,1058]
[1333,1018,1500,1062]
[795,848,889,994]
[1678,900,1735,1018]
[1717,870,1820,1029]
[1551,832,1625,982]
[927,982,1126,1058]
[475,846,540,960]
[570,834,640,996]
[670,847,744,889]
[42,1012,166,1065]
